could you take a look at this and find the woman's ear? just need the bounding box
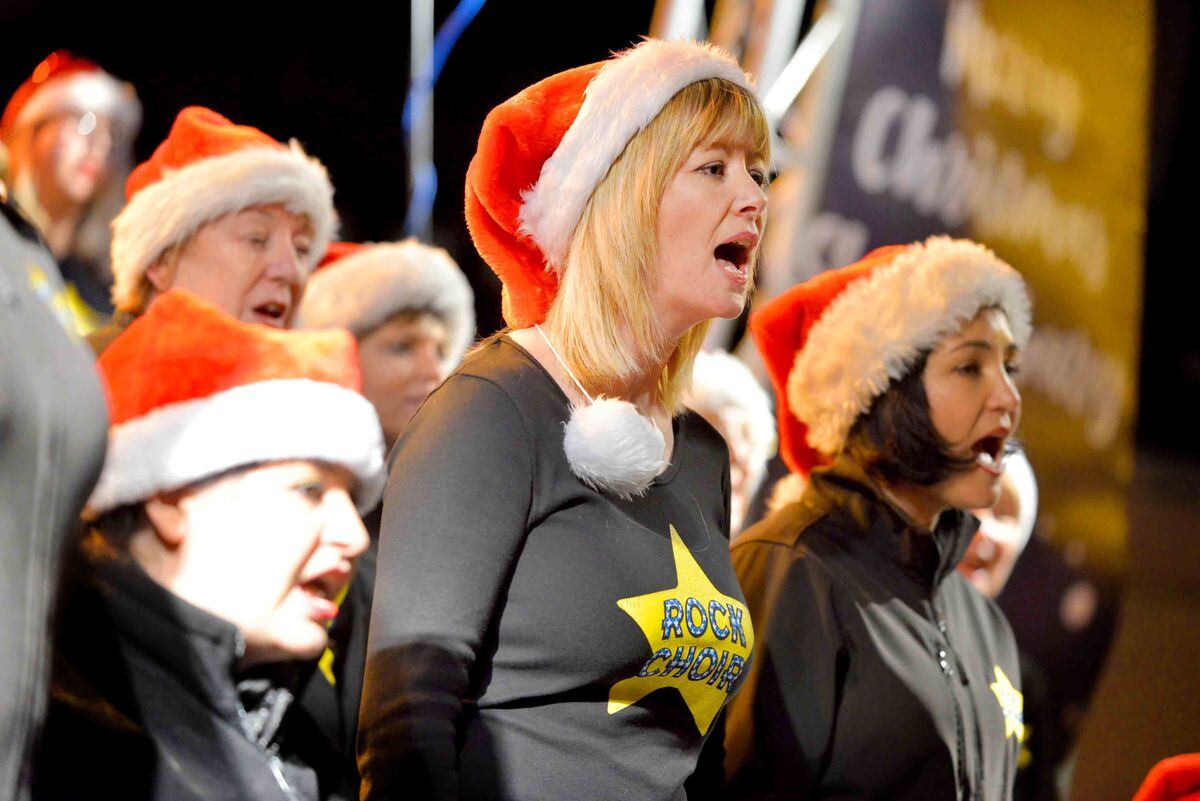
[144,258,175,293]
[143,493,188,548]
[144,242,184,292]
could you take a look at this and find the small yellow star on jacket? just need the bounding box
[608,526,753,734]
[989,665,1025,741]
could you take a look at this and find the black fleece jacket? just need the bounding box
[33,550,342,801]
[710,457,1022,801]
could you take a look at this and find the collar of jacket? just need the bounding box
[83,551,304,746]
[802,455,979,596]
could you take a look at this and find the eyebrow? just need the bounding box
[950,340,1019,355]
[240,208,313,235]
[697,138,765,160]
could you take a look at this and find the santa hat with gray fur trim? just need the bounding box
[751,236,1031,475]
[87,289,385,516]
[466,37,753,328]
[1,50,141,143]
[298,239,475,371]
[110,106,336,314]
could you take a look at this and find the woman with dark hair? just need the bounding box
[713,237,1031,800]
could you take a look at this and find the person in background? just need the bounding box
[295,238,474,796]
[87,105,336,353]
[959,449,1038,598]
[32,289,384,801]
[685,349,776,534]
[1,193,108,801]
[962,452,1075,801]
[1,50,140,334]
[359,39,769,801]
[716,237,1031,800]
[300,239,475,458]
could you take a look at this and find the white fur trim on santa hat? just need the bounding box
[9,71,141,137]
[110,142,336,313]
[788,236,1032,455]
[299,239,475,371]
[87,378,385,515]
[519,39,752,269]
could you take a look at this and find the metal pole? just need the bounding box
[409,0,435,241]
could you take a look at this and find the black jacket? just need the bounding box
[33,549,342,801]
[298,506,380,801]
[713,457,1022,800]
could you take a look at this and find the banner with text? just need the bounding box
[797,0,1151,580]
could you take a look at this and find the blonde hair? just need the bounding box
[543,77,770,413]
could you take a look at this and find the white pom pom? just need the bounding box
[563,397,666,499]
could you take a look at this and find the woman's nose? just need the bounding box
[735,169,768,218]
[323,488,370,559]
[266,238,304,285]
[415,343,443,382]
[992,370,1022,425]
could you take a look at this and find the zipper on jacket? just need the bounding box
[930,602,973,800]
[267,752,297,801]
[1000,721,1013,801]
[939,608,987,798]
[940,646,972,800]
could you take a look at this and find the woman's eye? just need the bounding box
[295,240,313,258]
[246,235,268,248]
[955,363,981,377]
[750,170,768,187]
[1004,362,1021,376]
[295,482,326,503]
[698,162,725,177]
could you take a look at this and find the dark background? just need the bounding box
[2,2,1197,795]
[2,1,1194,463]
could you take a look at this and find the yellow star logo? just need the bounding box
[989,665,1025,741]
[607,526,754,734]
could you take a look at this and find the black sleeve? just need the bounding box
[357,374,535,801]
[719,541,845,799]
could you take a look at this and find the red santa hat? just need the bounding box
[299,239,475,371]
[465,38,753,328]
[1134,754,1200,801]
[0,50,141,144]
[87,289,385,515]
[110,106,336,314]
[751,236,1032,475]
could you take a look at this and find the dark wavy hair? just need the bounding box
[842,351,977,487]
